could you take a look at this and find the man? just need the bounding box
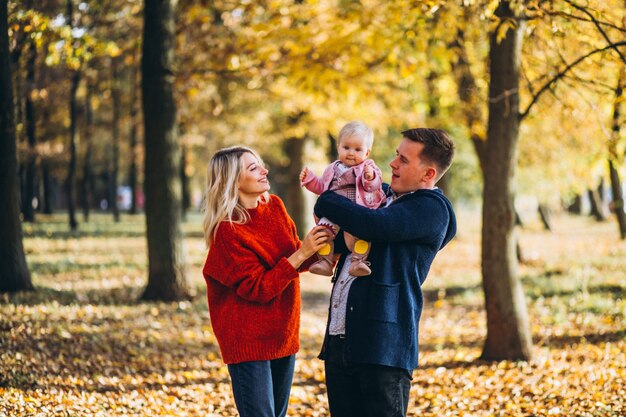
[313,128,457,417]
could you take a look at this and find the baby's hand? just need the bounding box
[299,167,310,182]
[364,165,374,181]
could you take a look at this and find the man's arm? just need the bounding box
[314,191,450,243]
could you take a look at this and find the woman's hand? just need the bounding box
[301,226,333,258]
[287,226,333,269]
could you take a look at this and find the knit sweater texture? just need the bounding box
[203,195,303,364]
[314,187,457,370]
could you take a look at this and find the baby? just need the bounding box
[300,121,386,277]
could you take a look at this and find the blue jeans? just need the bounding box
[227,354,296,417]
[324,335,413,417]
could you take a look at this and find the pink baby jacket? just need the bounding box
[301,160,386,209]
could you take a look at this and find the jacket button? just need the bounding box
[349,306,353,312]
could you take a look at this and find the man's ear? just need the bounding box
[423,167,437,182]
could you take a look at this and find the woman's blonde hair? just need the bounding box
[202,146,268,248]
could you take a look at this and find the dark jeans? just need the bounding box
[324,335,413,417]
[227,354,296,417]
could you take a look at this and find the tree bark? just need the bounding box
[567,194,582,214]
[65,0,79,232]
[81,83,93,222]
[0,0,33,292]
[608,68,626,239]
[65,71,79,230]
[538,204,553,232]
[129,45,140,215]
[141,0,191,301]
[180,143,191,219]
[22,38,37,222]
[481,1,532,361]
[588,186,608,221]
[109,57,121,222]
[608,166,626,239]
[10,18,23,154]
[283,137,307,239]
[327,132,338,162]
[41,160,53,214]
[449,10,487,173]
[426,61,453,197]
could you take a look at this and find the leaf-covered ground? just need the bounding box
[1,210,624,416]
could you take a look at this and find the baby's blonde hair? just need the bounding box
[338,121,374,150]
[202,146,268,248]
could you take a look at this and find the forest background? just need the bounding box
[1,0,625,415]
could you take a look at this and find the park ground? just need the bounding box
[0,209,624,416]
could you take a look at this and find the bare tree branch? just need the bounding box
[563,0,626,64]
[520,41,626,120]
[541,1,626,34]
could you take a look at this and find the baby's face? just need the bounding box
[338,135,371,167]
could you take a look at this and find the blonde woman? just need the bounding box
[202,146,330,417]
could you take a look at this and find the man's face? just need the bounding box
[389,138,436,195]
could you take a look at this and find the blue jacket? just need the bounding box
[314,186,456,371]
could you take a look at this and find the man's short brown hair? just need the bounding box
[401,128,455,177]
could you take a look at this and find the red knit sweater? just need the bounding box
[203,195,304,364]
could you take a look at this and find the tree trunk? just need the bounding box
[608,68,626,239]
[129,45,140,215]
[608,167,626,239]
[588,186,608,221]
[109,57,121,222]
[327,132,338,162]
[141,0,191,301]
[538,204,553,232]
[81,83,93,222]
[81,154,92,223]
[0,0,32,292]
[180,143,191,219]
[514,208,524,227]
[65,0,78,232]
[65,71,79,231]
[10,21,23,153]
[426,62,453,197]
[567,194,582,215]
[41,160,53,214]
[22,38,37,222]
[283,137,307,239]
[450,10,487,173]
[481,1,532,361]
[12,28,25,218]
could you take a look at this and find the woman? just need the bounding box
[202,146,330,417]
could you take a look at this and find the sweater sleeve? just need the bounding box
[313,191,450,244]
[360,160,383,193]
[281,197,318,272]
[204,226,300,304]
[301,168,326,195]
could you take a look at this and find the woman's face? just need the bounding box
[238,152,270,198]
